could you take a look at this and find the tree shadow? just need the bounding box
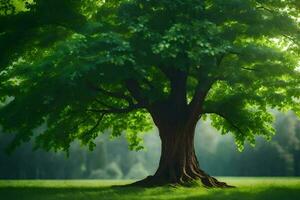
[0,185,159,200]
[186,186,300,200]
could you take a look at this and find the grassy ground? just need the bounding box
[0,177,300,200]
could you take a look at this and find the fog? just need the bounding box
[1,112,299,179]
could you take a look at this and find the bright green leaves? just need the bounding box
[152,21,229,63]
[204,82,275,150]
[109,110,152,151]
[204,58,300,150]
[194,1,300,150]
[0,0,16,15]
[151,23,186,58]
[0,0,32,15]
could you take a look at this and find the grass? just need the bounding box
[0,177,300,200]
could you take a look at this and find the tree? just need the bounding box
[0,0,299,187]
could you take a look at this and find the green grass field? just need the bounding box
[0,177,300,200]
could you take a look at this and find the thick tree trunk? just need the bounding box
[131,120,233,188]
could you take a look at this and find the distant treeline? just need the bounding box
[197,112,300,177]
[0,112,299,179]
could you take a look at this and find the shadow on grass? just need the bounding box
[0,185,299,200]
[186,187,300,200]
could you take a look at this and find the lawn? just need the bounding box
[0,177,300,200]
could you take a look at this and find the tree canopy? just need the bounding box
[0,0,300,153]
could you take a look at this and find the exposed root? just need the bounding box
[127,173,235,188]
[200,176,235,188]
[125,126,235,189]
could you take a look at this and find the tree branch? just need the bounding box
[125,79,149,106]
[282,34,299,45]
[241,67,260,72]
[82,113,106,139]
[256,5,275,14]
[217,51,261,73]
[156,65,188,107]
[94,98,120,110]
[204,111,244,135]
[216,53,226,67]
[86,102,143,114]
[187,78,217,124]
[188,50,255,120]
[86,81,134,105]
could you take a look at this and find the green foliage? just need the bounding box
[0,0,299,152]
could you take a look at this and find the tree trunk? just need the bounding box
[131,119,233,188]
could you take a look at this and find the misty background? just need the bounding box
[0,111,300,179]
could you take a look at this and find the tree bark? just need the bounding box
[131,117,233,188]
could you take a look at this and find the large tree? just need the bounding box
[0,0,299,187]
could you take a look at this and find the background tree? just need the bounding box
[2,112,300,180]
[0,0,299,187]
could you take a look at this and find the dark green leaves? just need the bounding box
[0,0,299,152]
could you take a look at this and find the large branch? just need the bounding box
[188,77,217,122]
[81,113,106,140]
[215,50,261,76]
[86,81,134,105]
[187,50,238,119]
[157,65,188,107]
[125,79,149,106]
[203,110,244,135]
[86,102,144,114]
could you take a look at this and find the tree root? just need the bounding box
[128,173,235,188]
